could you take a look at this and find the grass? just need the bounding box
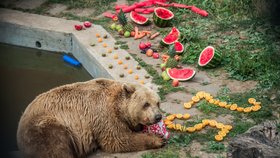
[47,0,116,16]
[202,141,226,153]
[165,0,280,92]
[141,146,180,158]
[130,54,185,100]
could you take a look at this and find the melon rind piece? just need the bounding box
[130,11,149,25]
[167,68,196,81]
[153,7,174,27]
[160,27,180,46]
[198,46,222,68]
[174,41,184,53]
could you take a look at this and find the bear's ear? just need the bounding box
[122,83,135,97]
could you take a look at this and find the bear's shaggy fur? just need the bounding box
[17,78,163,158]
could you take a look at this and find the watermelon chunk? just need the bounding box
[130,11,149,25]
[174,41,184,53]
[161,27,180,46]
[153,7,174,27]
[198,46,221,68]
[167,68,196,81]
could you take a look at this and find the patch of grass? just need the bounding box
[228,119,255,137]
[131,54,185,100]
[168,128,218,147]
[47,0,116,15]
[120,44,129,50]
[171,0,280,91]
[202,141,226,153]
[141,146,180,158]
[115,41,127,45]
[57,12,111,25]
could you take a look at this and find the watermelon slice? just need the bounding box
[174,41,184,53]
[130,11,149,25]
[153,7,174,27]
[167,68,196,81]
[161,27,180,46]
[198,46,221,68]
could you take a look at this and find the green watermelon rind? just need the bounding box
[198,46,222,68]
[130,11,150,25]
[153,7,174,27]
[160,27,180,46]
[167,68,196,81]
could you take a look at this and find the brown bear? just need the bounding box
[17,78,164,158]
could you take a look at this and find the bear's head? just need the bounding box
[121,83,162,127]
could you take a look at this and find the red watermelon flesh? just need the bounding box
[167,68,196,81]
[162,27,180,45]
[174,41,184,53]
[130,11,149,24]
[155,8,173,19]
[199,46,214,65]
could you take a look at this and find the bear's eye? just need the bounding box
[157,102,160,107]
[143,103,150,108]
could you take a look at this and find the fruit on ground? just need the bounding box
[118,29,124,35]
[116,25,123,31]
[83,21,92,28]
[124,31,131,37]
[172,79,179,87]
[145,42,152,48]
[198,46,221,68]
[146,49,153,57]
[160,63,166,71]
[110,23,116,30]
[139,42,146,50]
[161,27,180,46]
[74,24,83,31]
[161,71,171,81]
[118,9,134,32]
[153,7,174,27]
[130,31,135,37]
[130,11,149,25]
[167,68,196,81]
[174,41,184,53]
[153,52,160,59]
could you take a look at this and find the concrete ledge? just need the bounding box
[0,8,156,90]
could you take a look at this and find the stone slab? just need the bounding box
[0,8,157,91]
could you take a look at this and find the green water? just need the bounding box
[0,43,93,153]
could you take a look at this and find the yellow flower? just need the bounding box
[186,127,196,133]
[215,135,223,141]
[243,107,252,113]
[252,105,261,111]
[237,107,244,112]
[194,123,203,131]
[176,114,183,119]
[248,98,256,104]
[192,96,200,102]
[216,123,224,129]
[184,103,192,109]
[183,113,191,119]
[166,115,175,121]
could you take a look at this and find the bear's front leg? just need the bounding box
[100,133,164,153]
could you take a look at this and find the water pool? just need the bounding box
[0,43,93,155]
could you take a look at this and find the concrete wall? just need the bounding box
[0,8,156,90]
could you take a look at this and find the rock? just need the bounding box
[227,120,280,158]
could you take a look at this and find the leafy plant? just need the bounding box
[202,141,226,153]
